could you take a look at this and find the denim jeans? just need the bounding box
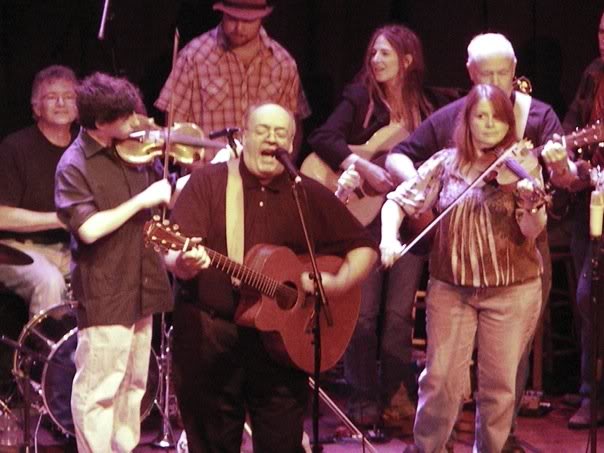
[571,194,604,398]
[344,251,424,413]
[414,277,541,453]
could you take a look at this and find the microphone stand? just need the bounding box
[151,316,175,448]
[589,235,602,453]
[285,173,332,453]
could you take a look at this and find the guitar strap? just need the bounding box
[226,159,244,284]
[514,90,531,140]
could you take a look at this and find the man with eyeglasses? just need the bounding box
[164,102,377,452]
[0,65,78,317]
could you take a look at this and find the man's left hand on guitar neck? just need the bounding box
[165,240,209,280]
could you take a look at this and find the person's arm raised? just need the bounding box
[77,179,172,244]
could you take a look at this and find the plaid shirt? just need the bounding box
[155,26,310,135]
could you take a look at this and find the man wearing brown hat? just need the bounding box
[155,0,310,158]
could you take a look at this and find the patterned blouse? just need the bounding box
[387,148,544,287]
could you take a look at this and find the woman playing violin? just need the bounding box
[381,84,545,453]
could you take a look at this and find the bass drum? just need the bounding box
[12,302,159,437]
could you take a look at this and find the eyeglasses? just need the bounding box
[41,93,77,104]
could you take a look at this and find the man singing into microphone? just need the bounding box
[163,102,377,452]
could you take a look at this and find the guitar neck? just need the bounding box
[204,248,280,298]
[145,218,298,301]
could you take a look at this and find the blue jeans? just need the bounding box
[414,278,541,453]
[344,251,424,412]
[572,193,604,398]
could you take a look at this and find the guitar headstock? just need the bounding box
[144,215,188,253]
[566,121,604,150]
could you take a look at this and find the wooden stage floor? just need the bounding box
[1,393,602,452]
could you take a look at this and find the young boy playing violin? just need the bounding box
[54,72,174,453]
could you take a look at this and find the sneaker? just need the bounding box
[568,399,604,429]
[381,409,414,437]
[382,383,416,437]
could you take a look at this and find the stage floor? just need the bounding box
[1,393,602,453]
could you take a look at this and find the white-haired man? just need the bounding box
[386,33,563,453]
[0,65,78,317]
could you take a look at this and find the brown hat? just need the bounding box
[213,0,273,21]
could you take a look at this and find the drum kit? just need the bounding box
[0,243,178,450]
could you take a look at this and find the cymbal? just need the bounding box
[0,243,33,266]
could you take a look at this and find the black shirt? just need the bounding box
[307,82,458,171]
[391,94,563,164]
[0,124,76,244]
[170,159,377,318]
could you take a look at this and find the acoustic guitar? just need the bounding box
[144,218,361,373]
[301,124,408,226]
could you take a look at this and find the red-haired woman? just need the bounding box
[381,84,545,452]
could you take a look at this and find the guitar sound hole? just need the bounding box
[276,282,298,310]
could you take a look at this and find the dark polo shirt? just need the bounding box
[170,159,377,319]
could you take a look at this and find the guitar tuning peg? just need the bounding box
[152,214,160,221]
[153,245,160,252]
[162,219,170,226]
[172,224,179,231]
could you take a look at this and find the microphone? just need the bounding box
[270,148,301,183]
[590,190,604,239]
[208,127,240,139]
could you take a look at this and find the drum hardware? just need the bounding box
[0,398,21,448]
[10,302,159,438]
[152,313,176,448]
[0,335,64,453]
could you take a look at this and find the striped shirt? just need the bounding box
[155,26,310,136]
[387,148,543,288]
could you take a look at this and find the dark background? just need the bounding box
[0,0,602,150]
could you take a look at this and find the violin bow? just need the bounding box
[398,140,531,258]
[161,28,180,222]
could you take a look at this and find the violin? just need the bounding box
[467,139,544,193]
[115,114,226,167]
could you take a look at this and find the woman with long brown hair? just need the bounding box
[308,24,455,432]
